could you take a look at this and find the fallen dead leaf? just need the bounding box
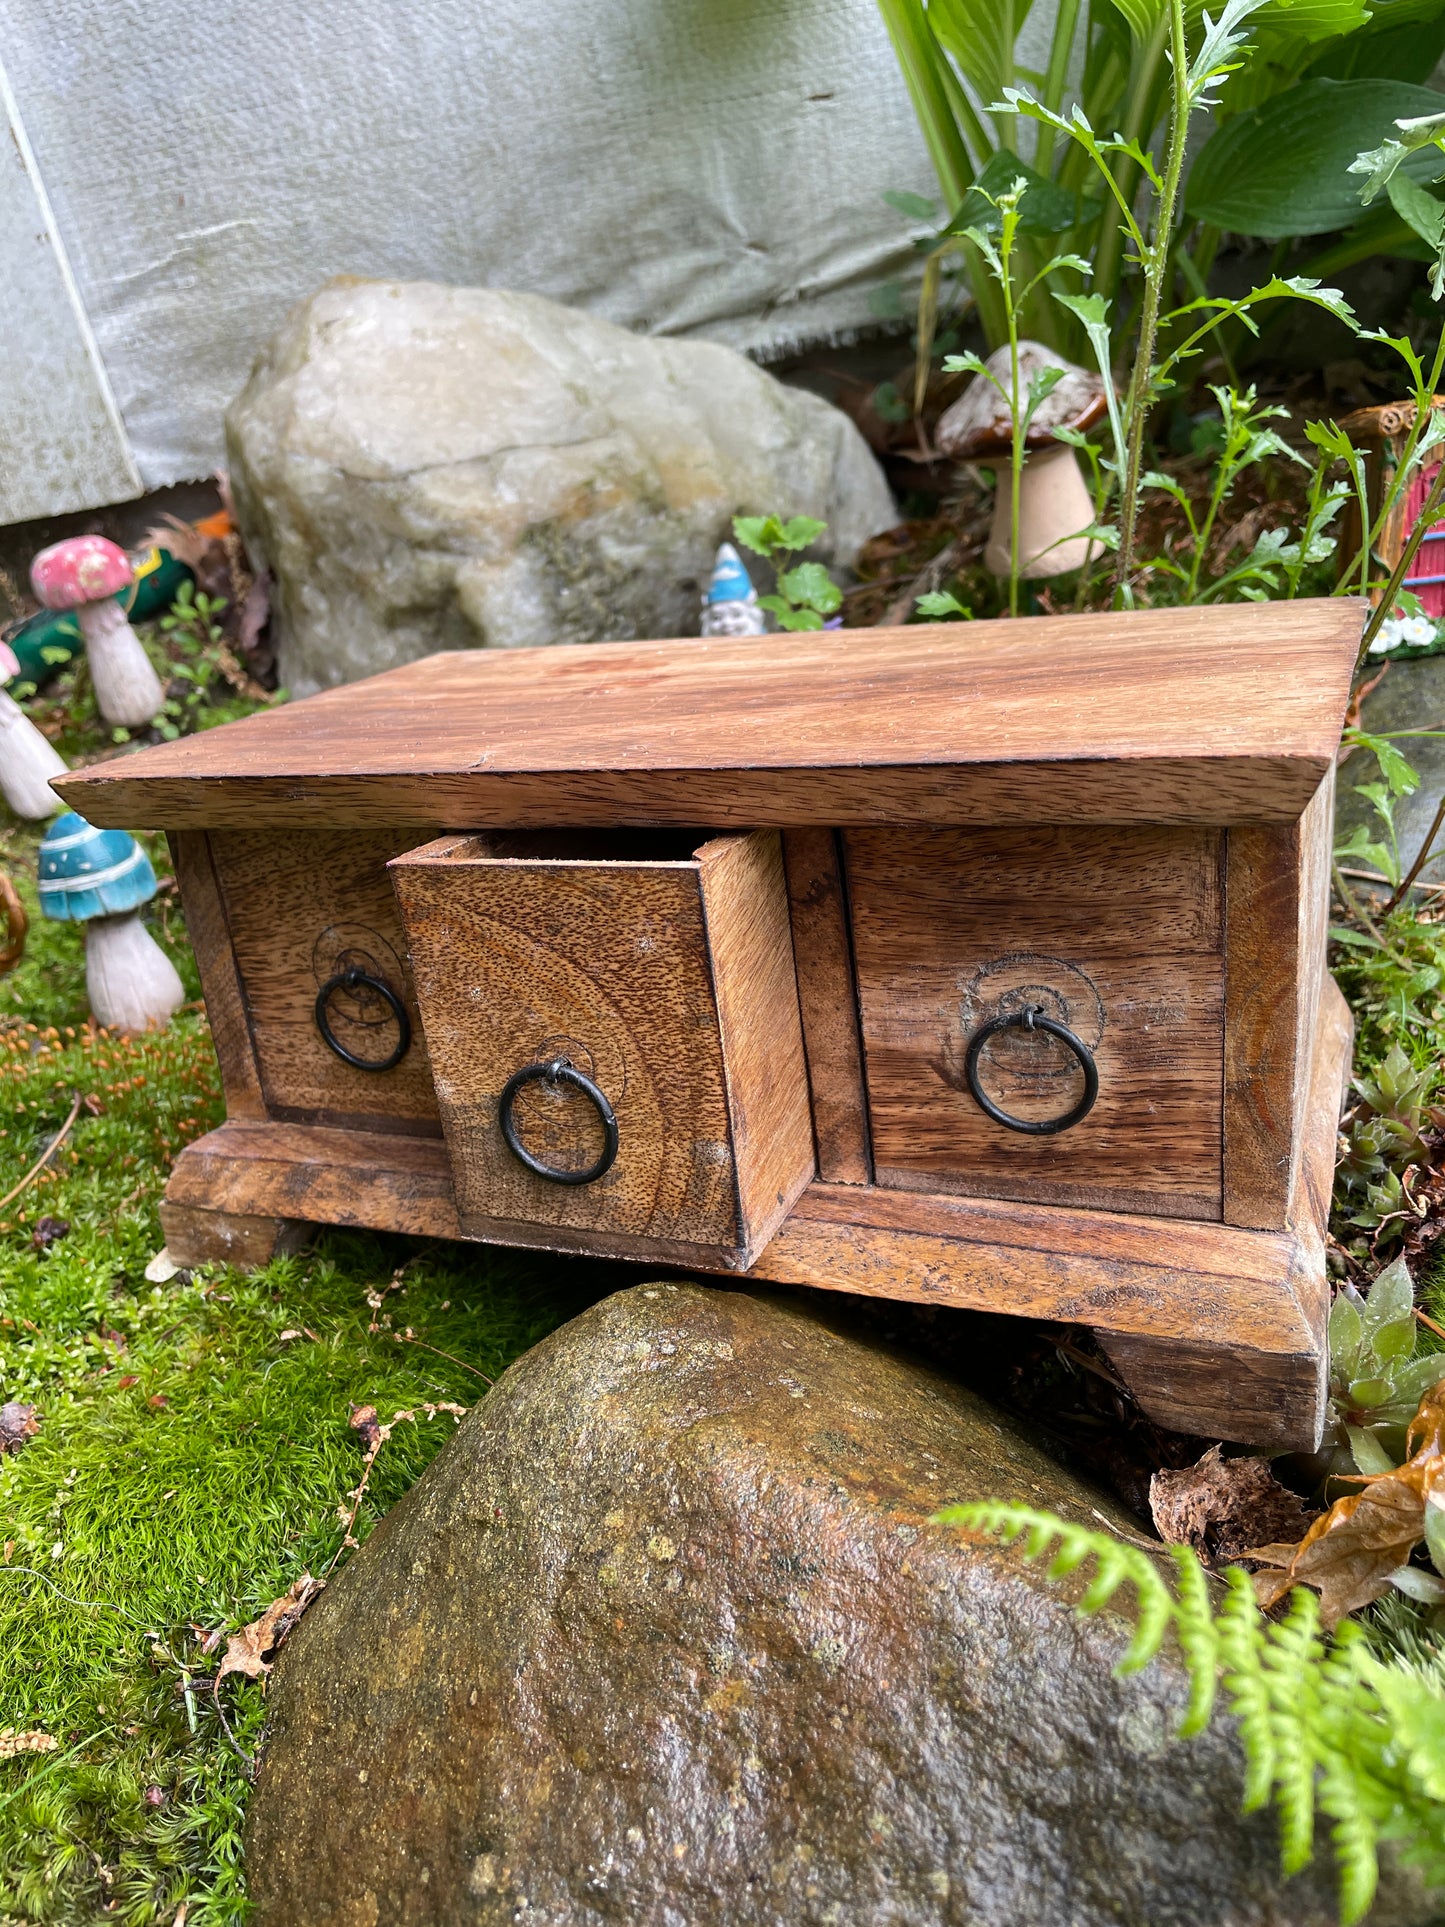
[215,1574,324,1685]
[349,1404,382,1452]
[0,1403,39,1455]
[116,1375,139,1391]
[1150,1446,1316,1567]
[147,1394,169,1409]
[144,1248,180,1284]
[0,1729,58,1757]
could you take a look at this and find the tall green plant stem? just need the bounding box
[1114,0,1190,605]
[1090,23,1168,318]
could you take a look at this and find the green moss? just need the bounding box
[0,829,617,1923]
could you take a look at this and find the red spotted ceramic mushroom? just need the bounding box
[30,536,164,728]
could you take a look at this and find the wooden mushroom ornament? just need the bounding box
[936,342,1107,579]
[0,639,67,820]
[700,542,766,637]
[30,536,164,729]
[38,813,184,1033]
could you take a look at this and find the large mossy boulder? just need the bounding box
[225,280,895,695]
[245,1283,1426,1926]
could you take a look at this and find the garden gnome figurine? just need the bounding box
[38,812,184,1033]
[0,638,67,820]
[936,342,1108,579]
[700,542,766,636]
[30,536,165,728]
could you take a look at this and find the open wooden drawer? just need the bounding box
[388,828,813,1268]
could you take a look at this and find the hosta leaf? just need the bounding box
[928,0,1035,113]
[950,151,1082,236]
[1185,78,1445,235]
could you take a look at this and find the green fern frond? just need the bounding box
[1218,1569,1276,1810]
[935,1499,1445,1922]
[1169,1544,1218,1736]
[1317,1747,1381,1925]
[1266,1589,1324,1875]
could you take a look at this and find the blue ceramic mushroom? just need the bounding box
[39,813,184,1031]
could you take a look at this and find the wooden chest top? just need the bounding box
[58,600,1361,830]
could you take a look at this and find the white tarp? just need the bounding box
[0,0,943,519]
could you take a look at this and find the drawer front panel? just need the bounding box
[845,827,1224,1220]
[390,829,812,1267]
[211,829,440,1131]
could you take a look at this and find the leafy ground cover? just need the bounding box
[0,825,618,1924]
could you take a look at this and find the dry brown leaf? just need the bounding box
[1150,1446,1316,1567]
[215,1574,324,1685]
[349,1404,382,1452]
[1248,1460,1442,1623]
[0,1729,58,1757]
[1408,1379,1445,1457]
[0,1403,40,1455]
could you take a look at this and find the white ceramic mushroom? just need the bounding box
[0,642,66,819]
[936,342,1108,579]
[30,536,165,728]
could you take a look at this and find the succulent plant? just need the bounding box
[1324,1255,1445,1477]
[1336,1044,1437,1242]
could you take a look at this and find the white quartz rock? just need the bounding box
[227,280,895,692]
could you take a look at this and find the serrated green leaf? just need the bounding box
[1329,1290,1364,1373]
[950,151,1081,237]
[1364,1254,1415,1337]
[915,591,972,618]
[777,562,842,616]
[1345,1424,1401,1474]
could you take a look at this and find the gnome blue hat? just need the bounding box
[701,542,766,637]
[38,812,157,923]
[704,543,757,608]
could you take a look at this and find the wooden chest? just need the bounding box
[58,601,1359,1451]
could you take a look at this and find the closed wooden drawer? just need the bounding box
[844,826,1224,1221]
[209,829,439,1132]
[389,828,813,1267]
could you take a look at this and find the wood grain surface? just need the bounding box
[169,831,265,1121]
[781,829,871,1183]
[59,601,1361,830]
[845,826,1225,1218]
[389,829,811,1268]
[160,1107,1332,1448]
[1098,973,1350,1448]
[209,829,441,1132]
[1221,772,1334,1229]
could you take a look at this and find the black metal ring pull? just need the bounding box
[314,968,412,1072]
[964,1005,1099,1136]
[499,1058,619,1186]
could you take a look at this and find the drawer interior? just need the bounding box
[389,828,813,1268]
[844,826,1225,1221]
